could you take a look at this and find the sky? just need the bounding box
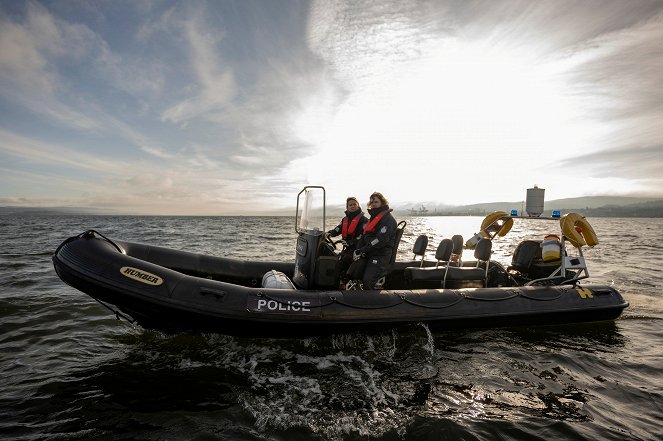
[1,0,662,215]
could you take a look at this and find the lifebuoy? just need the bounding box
[466,211,515,248]
[560,213,598,248]
[479,211,514,238]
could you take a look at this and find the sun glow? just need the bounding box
[291,35,588,206]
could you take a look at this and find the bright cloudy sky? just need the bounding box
[1,0,662,214]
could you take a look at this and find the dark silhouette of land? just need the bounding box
[2,195,663,217]
[401,196,663,218]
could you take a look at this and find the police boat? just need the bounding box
[52,186,628,337]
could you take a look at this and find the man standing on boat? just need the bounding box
[326,196,368,273]
[354,192,397,289]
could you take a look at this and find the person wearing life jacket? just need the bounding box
[326,196,368,271]
[353,192,397,290]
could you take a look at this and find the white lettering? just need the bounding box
[255,297,312,312]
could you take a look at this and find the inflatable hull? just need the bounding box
[52,233,629,337]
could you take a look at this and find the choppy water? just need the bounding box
[1,215,661,440]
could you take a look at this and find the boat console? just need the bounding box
[292,186,341,289]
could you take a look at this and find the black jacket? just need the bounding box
[357,205,397,257]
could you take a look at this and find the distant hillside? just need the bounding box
[568,200,663,217]
[4,195,663,217]
[544,196,659,210]
[402,196,663,218]
[0,206,112,215]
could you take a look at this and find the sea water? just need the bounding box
[0,215,661,440]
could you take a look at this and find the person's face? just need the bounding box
[347,200,360,212]
[369,197,382,209]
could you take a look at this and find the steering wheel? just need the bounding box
[323,233,338,250]
[323,234,347,252]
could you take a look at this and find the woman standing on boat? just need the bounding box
[326,196,368,271]
[354,192,397,289]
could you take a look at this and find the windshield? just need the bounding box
[296,186,326,234]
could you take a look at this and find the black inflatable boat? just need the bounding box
[52,186,628,336]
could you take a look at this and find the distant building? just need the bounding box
[409,204,429,215]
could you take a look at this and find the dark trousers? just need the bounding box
[362,254,390,289]
[339,251,354,274]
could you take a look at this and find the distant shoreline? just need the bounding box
[2,210,662,218]
[2,196,663,218]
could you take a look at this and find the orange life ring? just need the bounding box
[479,211,513,238]
[560,213,598,248]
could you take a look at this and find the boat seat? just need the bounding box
[412,234,429,267]
[314,256,341,288]
[433,239,454,267]
[405,238,492,288]
[450,234,464,266]
[508,240,563,281]
[509,240,541,273]
[388,221,407,265]
[403,239,453,285]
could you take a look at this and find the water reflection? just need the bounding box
[3,214,661,441]
[23,320,630,440]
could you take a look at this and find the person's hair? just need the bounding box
[368,192,388,207]
[346,196,359,207]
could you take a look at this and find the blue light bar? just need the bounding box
[552,210,561,218]
[510,209,518,216]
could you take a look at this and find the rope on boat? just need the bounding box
[53,234,80,255]
[258,286,571,311]
[518,289,563,301]
[91,296,136,325]
[331,296,406,310]
[257,291,463,310]
[461,290,520,301]
[52,242,135,326]
[81,230,125,253]
[54,229,124,255]
[402,292,464,309]
[257,291,407,310]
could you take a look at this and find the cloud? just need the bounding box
[0,2,60,94]
[2,1,663,213]
[296,0,663,204]
[560,143,663,178]
[566,12,663,120]
[545,8,663,196]
[0,2,322,212]
[0,130,263,213]
[160,8,237,124]
[0,3,110,130]
[0,129,125,173]
[140,144,174,159]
